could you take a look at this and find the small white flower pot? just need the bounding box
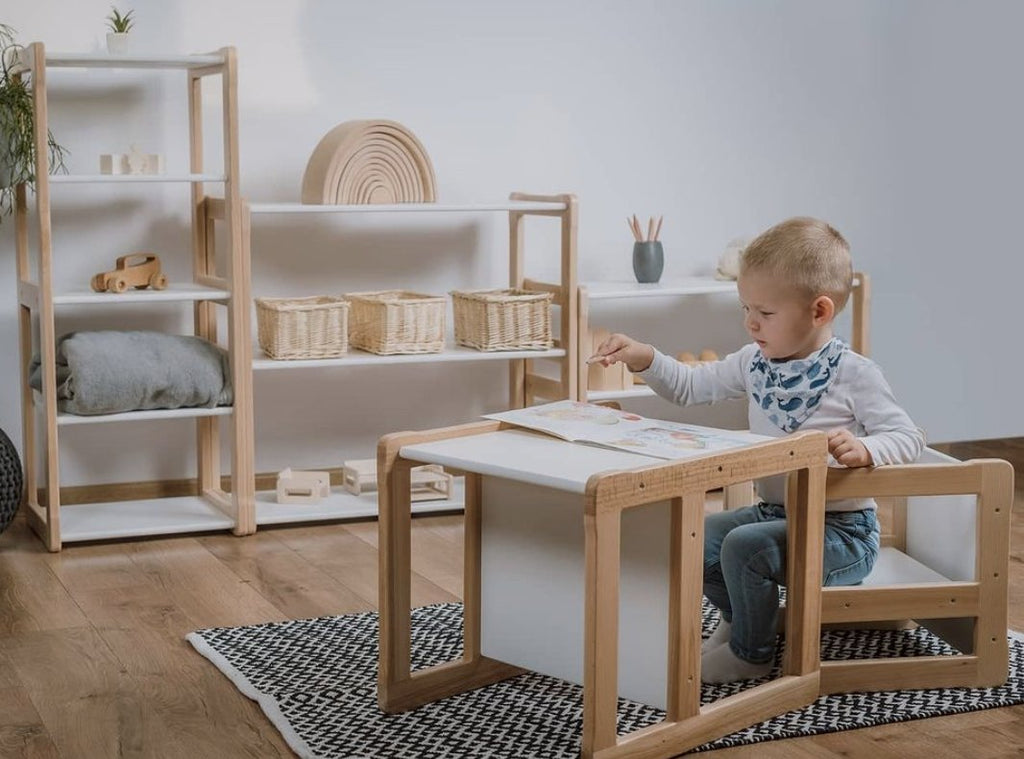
[106,32,131,55]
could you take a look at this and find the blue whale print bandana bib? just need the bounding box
[749,337,846,433]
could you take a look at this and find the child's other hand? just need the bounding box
[591,333,654,373]
[827,428,873,468]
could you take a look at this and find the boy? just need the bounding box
[591,217,924,683]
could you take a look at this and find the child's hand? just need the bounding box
[590,333,655,373]
[827,428,873,468]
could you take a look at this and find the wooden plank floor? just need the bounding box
[0,440,1021,758]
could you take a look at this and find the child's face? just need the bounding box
[737,270,831,361]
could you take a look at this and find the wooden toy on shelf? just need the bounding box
[91,253,168,293]
[301,119,437,205]
[99,145,165,176]
[342,458,453,502]
[275,468,331,504]
[676,349,719,366]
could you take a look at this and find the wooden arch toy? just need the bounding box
[301,119,437,205]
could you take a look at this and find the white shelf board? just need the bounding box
[582,278,738,300]
[52,282,230,305]
[253,344,566,370]
[59,495,235,542]
[20,50,225,70]
[255,481,464,525]
[56,406,233,426]
[586,386,658,402]
[49,173,224,184]
[248,201,566,214]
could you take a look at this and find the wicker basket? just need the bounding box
[451,288,554,351]
[255,296,349,360]
[347,290,446,354]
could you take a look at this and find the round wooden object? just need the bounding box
[301,119,437,205]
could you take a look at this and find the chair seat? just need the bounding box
[861,546,950,586]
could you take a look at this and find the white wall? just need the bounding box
[0,1,1019,486]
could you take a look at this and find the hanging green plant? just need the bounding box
[0,23,69,220]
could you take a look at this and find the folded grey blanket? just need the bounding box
[29,331,233,415]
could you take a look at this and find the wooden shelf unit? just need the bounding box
[203,192,578,526]
[577,274,869,401]
[13,43,254,550]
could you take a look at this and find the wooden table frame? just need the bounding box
[378,422,828,759]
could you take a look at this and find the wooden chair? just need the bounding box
[817,447,1014,693]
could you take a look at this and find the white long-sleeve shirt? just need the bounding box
[638,343,925,511]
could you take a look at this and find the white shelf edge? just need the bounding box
[56,406,233,426]
[586,386,657,401]
[19,50,225,70]
[253,344,566,370]
[581,278,739,300]
[52,283,230,305]
[49,173,225,184]
[248,201,566,214]
[59,495,235,542]
[255,483,464,525]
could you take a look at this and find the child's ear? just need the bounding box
[812,295,835,325]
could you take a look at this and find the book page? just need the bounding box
[484,400,769,460]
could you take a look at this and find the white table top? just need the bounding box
[401,428,702,494]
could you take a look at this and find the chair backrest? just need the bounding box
[849,271,870,356]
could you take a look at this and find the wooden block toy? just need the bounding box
[409,465,454,502]
[276,468,331,504]
[341,459,377,495]
[99,153,130,174]
[99,148,164,176]
[587,327,630,391]
[342,459,454,502]
[90,253,168,293]
[676,349,719,366]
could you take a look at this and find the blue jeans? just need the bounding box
[703,502,879,664]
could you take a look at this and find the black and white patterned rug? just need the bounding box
[187,602,1024,758]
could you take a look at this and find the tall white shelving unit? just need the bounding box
[14,45,254,551]
[201,193,578,527]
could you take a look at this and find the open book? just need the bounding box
[484,400,770,460]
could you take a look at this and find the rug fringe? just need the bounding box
[186,632,319,759]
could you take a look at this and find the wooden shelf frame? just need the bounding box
[202,190,578,526]
[13,42,255,551]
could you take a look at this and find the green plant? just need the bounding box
[106,7,135,34]
[0,24,68,219]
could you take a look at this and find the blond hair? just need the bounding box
[740,217,853,312]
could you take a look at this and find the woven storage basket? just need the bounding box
[451,288,554,351]
[255,296,349,360]
[347,290,446,354]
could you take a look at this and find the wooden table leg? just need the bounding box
[378,438,524,714]
[667,493,705,721]
[582,507,622,757]
[378,459,413,709]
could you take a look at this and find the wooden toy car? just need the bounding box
[91,253,168,293]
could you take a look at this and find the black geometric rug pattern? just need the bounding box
[187,602,1024,758]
